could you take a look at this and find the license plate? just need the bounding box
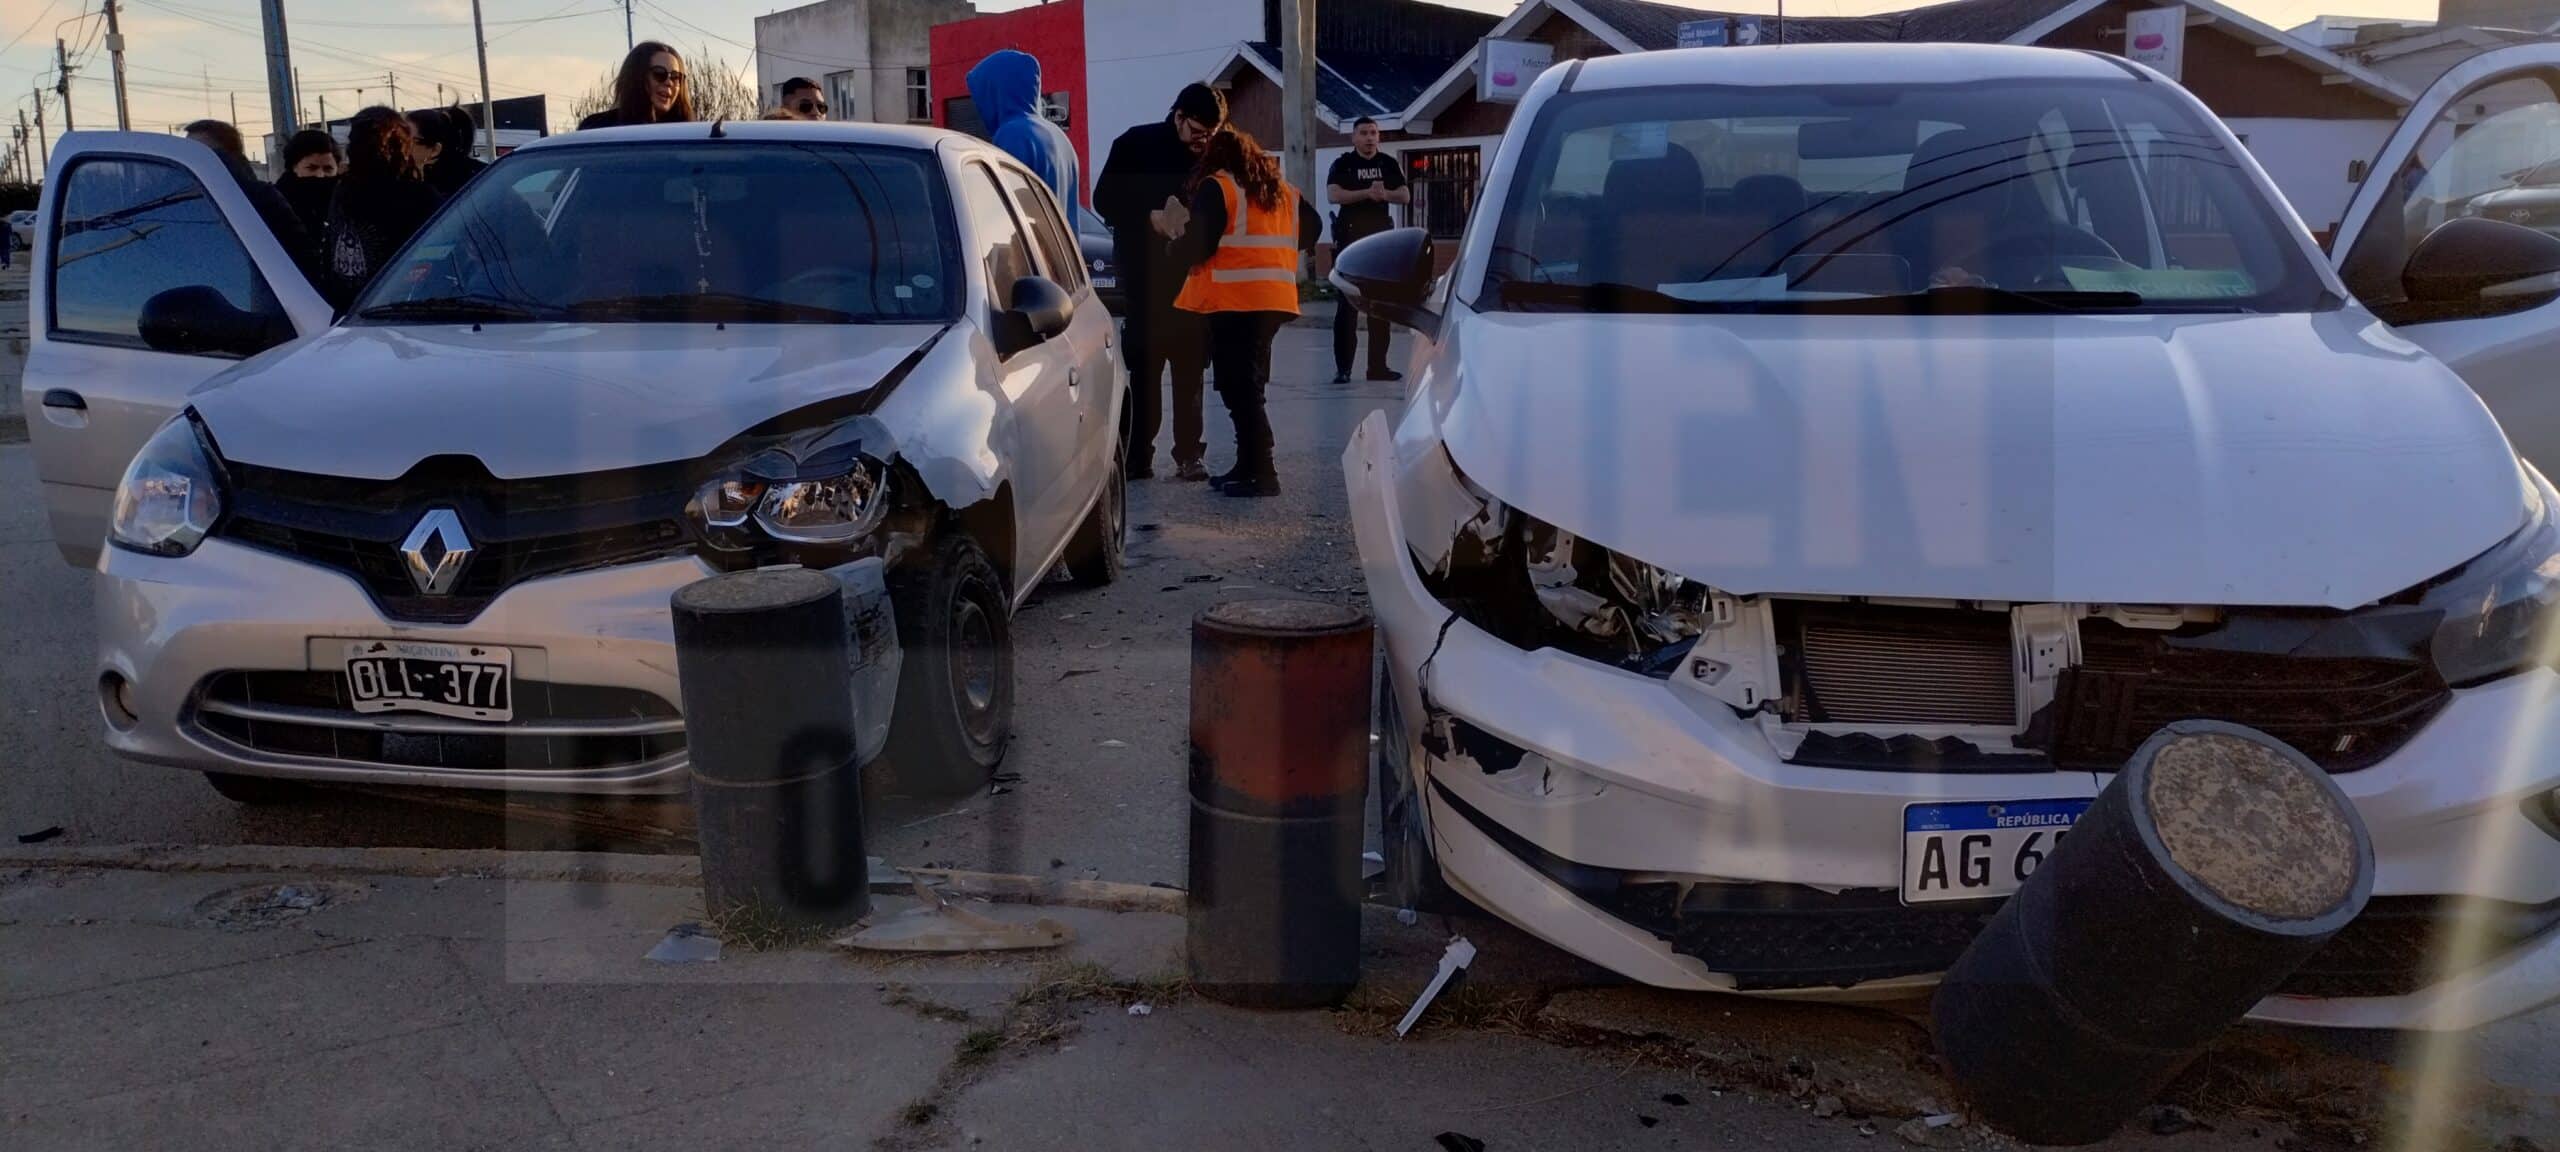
[1901,798,2088,905]
[343,640,514,722]
[1091,273,1116,289]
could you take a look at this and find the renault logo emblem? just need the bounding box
[400,509,474,596]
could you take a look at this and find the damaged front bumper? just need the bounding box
[1344,412,2560,1029]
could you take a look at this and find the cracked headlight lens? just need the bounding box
[2426,473,2560,686]
[109,415,223,558]
[754,459,889,544]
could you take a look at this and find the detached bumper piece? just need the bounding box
[190,670,686,773]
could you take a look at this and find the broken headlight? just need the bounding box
[2425,473,2560,686]
[688,446,892,552]
[109,414,224,558]
[1520,519,1712,670]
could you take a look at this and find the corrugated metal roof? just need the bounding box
[1570,0,2071,49]
[1241,42,1465,123]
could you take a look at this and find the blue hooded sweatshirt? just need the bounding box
[967,49,1089,230]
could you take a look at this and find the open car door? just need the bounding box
[22,132,332,568]
[2332,44,2560,470]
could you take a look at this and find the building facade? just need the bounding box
[752,0,975,126]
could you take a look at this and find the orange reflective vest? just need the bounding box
[1174,173,1302,315]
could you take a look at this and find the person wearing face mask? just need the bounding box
[578,42,695,129]
[273,129,343,271]
[407,107,487,198]
[1094,83,1225,481]
[776,77,828,120]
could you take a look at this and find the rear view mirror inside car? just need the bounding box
[1798,116,1922,159]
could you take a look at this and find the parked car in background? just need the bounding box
[1079,213,1123,315]
[2462,157,2560,239]
[23,123,1125,803]
[1338,43,2560,1030]
[8,209,34,250]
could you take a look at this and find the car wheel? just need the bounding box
[1061,456,1127,588]
[886,534,1015,794]
[1376,676,1458,914]
[203,771,310,806]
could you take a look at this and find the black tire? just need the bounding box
[203,771,310,806]
[886,534,1015,795]
[1376,676,1458,914]
[1061,455,1127,588]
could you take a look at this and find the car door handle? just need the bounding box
[1068,368,1081,391]
[40,389,84,412]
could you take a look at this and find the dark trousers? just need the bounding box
[1207,310,1287,482]
[1332,293,1390,377]
[1123,296,1207,469]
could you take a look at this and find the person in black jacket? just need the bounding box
[184,119,320,288]
[272,129,341,260]
[1093,83,1225,481]
[408,106,488,197]
[578,41,695,130]
[322,107,445,309]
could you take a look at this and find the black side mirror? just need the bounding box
[1329,227,1440,339]
[992,275,1074,357]
[2401,216,2560,320]
[137,285,290,358]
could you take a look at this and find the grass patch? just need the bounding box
[704,902,837,953]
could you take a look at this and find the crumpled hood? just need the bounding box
[191,322,943,479]
[1435,310,2527,609]
[966,50,1041,134]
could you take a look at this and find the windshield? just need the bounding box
[351,142,961,325]
[1478,79,2330,315]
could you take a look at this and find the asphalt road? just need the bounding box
[0,321,1395,880]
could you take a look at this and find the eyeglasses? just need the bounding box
[792,98,827,116]
[649,66,686,85]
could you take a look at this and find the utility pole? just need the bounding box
[229,91,239,130]
[387,71,397,110]
[625,0,635,52]
[17,113,30,181]
[472,0,496,161]
[105,0,132,131]
[33,90,47,171]
[318,93,327,128]
[260,0,298,137]
[1280,0,1316,224]
[293,67,303,126]
[55,39,73,133]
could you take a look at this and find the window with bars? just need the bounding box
[1405,145,1482,241]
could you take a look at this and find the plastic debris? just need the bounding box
[1895,1115,1965,1148]
[645,922,722,965]
[15,826,63,844]
[1101,739,1129,748]
[837,875,1073,953]
[1394,936,1477,1037]
[1126,1003,1153,1017]
[1434,1135,1485,1152]
[269,885,325,911]
[1184,573,1223,583]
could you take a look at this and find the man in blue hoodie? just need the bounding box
[966,49,1088,230]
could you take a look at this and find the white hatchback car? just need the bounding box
[1337,44,2560,1029]
[24,123,1125,801]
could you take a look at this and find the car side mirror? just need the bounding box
[1329,227,1440,339]
[993,275,1074,357]
[2401,217,2560,320]
[137,285,290,358]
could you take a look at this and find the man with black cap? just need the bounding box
[1094,83,1224,481]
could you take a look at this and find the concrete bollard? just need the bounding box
[1933,719,2374,1145]
[671,568,869,930]
[1186,599,1374,1009]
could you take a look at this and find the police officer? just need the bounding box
[1324,117,1408,384]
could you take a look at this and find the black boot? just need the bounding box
[1216,473,1283,498]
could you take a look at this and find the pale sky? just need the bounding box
[0,0,2439,165]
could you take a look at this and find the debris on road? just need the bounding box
[645,922,723,965]
[2146,1105,2212,1135]
[837,876,1073,953]
[1637,1115,1660,1128]
[1434,1134,1485,1152]
[1184,573,1222,583]
[1895,1114,1964,1147]
[15,826,63,844]
[1661,1093,1689,1107]
[1814,1096,1846,1118]
[1058,668,1101,680]
[1394,936,1477,1038]
[1126,1002,1153,1016]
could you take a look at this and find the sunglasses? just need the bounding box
[649,66,686,85]
[792,97,827,116]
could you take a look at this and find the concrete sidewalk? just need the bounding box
[1,851,2545,1151]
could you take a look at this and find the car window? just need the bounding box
[1481,79,2325,314]
[2340,74,2560,310]
[49,156,288,353]
[957,162,1038,315]
[994,164,1085,293]
[353,142,960,324]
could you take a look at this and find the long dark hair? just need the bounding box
[613,40,694,125]
[1189,128,1285,211]
[344,106,422,184]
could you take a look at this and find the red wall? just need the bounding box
[929,0,1090,196]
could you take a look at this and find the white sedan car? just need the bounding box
[1337,44,2560,1030]
[23,123,1125,801]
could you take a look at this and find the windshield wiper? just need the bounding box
[569,292,860,323]
[355,295,549,322]
[1792,284,2149,315]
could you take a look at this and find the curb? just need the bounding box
[0,843,1188,916]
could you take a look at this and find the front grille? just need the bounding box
[189,670,685,773]
[216,456,701,625]
[2033,619,2449,773]
[1787,603,2015,726]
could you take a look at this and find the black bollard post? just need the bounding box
[671,568,869,930]
[1187,600,1374,1009]
[1933,719,2374,1144]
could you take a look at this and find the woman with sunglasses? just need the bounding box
[578,41,695,129]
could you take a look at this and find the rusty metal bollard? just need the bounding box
[1186,599,1375,1009]
[1933,720,2374,1144]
